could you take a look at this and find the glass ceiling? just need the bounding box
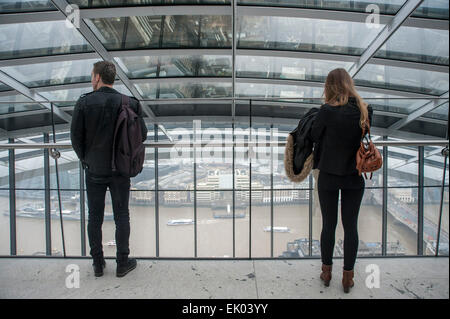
[0,0,448,139]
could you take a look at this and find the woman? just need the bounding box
[311,68,373,293]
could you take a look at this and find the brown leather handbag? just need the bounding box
[356,120,383,179]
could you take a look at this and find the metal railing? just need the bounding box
[0,97,448,259]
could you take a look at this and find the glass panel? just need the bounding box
[15,149,44,189]
[274,190,309,258]
[237,55,352,82]
[400,119,448,138]
[237,82,323,99]
[358,93,431,115]
[197,190,233,257]
[39,83,132,107]
[424,187,449,256]
[0,190,10,255]
[0,59,100,88]
[238,16,384,55]
[375,26,449,65]
[0,82,12,92]
[89,15,231,50]
[412,0,449,19]
[116,55,231,78]
[0,139,8,189]
[69,0,230,8]
[0,0,55,13]
[158,138,194,190]
[354,63,449,96]
[0,21,93,60]
[251,191,271,257]
[0,94,44,115]
[386,188,418,255]
[48,132,80,190]
[50,190,82,256]
[159,191,194,257]
[387,145,418,187]
[423,102,448,120]
[239,0,405,15]
[129,190,155,257]
[424,146,449,187]
[136,81,232,99]
[196,122,233,190]
[132,148,155,189]
[235,190,250,257]
[16,190,46,255]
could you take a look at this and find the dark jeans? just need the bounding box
[317,171,365,271]
[85,171,131,264]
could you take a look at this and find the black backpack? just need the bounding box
[111,95,145,178]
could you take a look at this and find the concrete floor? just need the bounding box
[0,257,448,299]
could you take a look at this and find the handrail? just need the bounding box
[0,96,449,104]
[0,140,448,149]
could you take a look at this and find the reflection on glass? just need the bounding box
[412,0,449,19]
[424,146,450,187]
[357,92,431,115]
[400,118,448,138]
[89,15,231,50]
[159,191,194,257]
[237,82,323,100]
[0,0,55,13]
[424,187,449,256]
[158,147,194,190]
[197,190,233,257]
[387,146,418,187]
[0,59,100,88]
[239,0,405,15]
[0,190,10,255]
[386,188,418,255]
[69,0,230,7]
[237,55,352,82]
[354,64,449,96]
[0,94,44,115]
[375,26,449,65]
[39,83,131,107]
[15,190,46,255]
[238,16,383,55]
[423,102,449,120]
[274,192,309,258]
[136,81,232,99]
[116,55,231,78]
[0,21,92,59]
[15,149,44,189]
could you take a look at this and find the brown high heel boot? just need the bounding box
[342,269,354,293]
[320,264,332,287]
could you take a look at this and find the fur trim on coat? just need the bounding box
[284,134,314,183]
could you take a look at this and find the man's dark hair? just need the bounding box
[93,61,116,85]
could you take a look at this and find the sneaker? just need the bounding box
[116,258,137,278]
[93,259,106,277]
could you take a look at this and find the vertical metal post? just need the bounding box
[79,161,86,256]
[270,123,274,258]
[435,151,448,256]
[43,133,51,256]
[418,146,425,255]
[154,124,159,257]
[382,136,388,256]
[308,174,313,257]
[193,122,197,258]
[8,138,16,256]
[232,121,236,258]
[249,100,252,259]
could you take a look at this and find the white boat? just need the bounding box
[106,240,116,246]
[167,219,194,226]
[264,226,290,233]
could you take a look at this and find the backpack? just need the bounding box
[111,95,145,178]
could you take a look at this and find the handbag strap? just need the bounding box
[361,119,371,141]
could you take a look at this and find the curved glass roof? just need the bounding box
[0,0,448,139]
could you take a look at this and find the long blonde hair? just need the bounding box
[323,68,369,129]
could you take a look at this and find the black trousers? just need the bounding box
[317,170,365,271]
[85,171,131,264]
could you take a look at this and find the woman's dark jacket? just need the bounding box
[310,97,373,176]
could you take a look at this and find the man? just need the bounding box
[70,61,148,278]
